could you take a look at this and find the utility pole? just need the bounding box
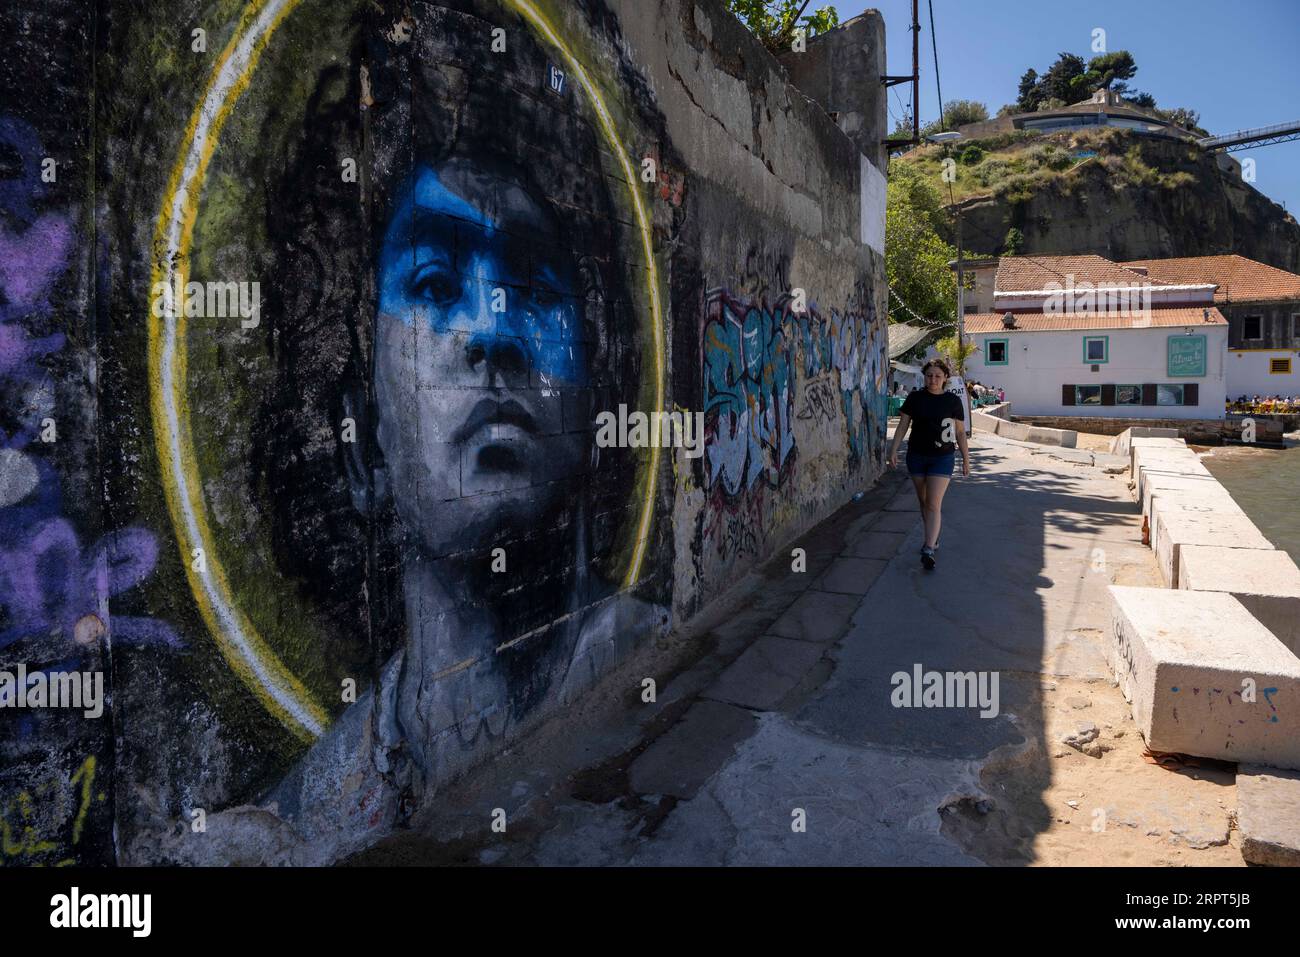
[911,0,919,147]
[955,208,964,371]
[881,0,920,151]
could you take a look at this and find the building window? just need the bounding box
[985,338,1009,365]
[1116,384,1141,405]
[1243,315,1263,340]
[1293,314,1300,340]
[1075,385,1102,405]
[1083,336,1108,363]
[1157,384,1185,406]
[1271,357,1293,375]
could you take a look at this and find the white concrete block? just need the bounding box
[1179,545,1300,657]
[1128,436,1188,475]
[1024,425,1077,448]
[1143,479,1245,546]
[1111,427,1181,457]
[998,419,1030,441]
[1107,586,1300,769]
[1138,470,1233,516]
[1133,448,1211,499]
[971,410,1003,435]
[1153,508,1274,588]
[1133,448,1204,476]
[1130,435,1185,445]
[993,419,1077,447]
[1237,764,1300,866]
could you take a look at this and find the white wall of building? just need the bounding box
[969,324,1228,418]
[1226,349,1300,398]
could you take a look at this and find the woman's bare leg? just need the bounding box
[922,475,950,549]
[909,475,930,520]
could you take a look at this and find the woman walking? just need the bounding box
[886,358,970,570]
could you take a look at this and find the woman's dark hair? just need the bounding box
[921,357,952,379]
[252,0,667,691]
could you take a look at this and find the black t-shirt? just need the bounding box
[900,388,964,455]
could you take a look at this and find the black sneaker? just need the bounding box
[921,546,936,571]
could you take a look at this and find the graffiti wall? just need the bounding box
[699,284,887,566]
[0,0,886,864]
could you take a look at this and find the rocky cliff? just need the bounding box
[902,127,1300,273]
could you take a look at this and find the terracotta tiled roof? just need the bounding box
[994,255,1174,292]
[1121,254,1300,303]
[964,307,1227,334]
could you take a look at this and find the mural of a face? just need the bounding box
[247,0,666,816]
[375,157,591,557]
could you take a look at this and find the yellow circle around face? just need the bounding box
[149,0,664,740]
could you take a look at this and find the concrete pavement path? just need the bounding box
[349,426,1241,866]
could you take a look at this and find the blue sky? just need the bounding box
[833,0,1300,215]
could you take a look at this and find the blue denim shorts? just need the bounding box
[906,450,955,477]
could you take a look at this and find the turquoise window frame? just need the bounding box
[984,337,1009,366]
[1082,335,1109,364]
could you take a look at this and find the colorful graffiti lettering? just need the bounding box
[702,289,798,495]
[702,285,886,497]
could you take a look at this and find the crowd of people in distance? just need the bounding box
[890,379,1005,407]
[966,380,1004,407]
[1226,394,1300,414]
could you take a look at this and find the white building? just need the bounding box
[1121,255,1300,401]
[960,255,1228,419]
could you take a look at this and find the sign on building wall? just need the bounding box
[1167,334,1206,377]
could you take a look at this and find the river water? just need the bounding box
[1199,441,1300,565]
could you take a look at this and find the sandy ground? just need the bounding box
[951,674,1241,865]
[1072,431,1119,453]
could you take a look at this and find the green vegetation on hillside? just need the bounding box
[885,162,956,326]
[898,127,1199,207]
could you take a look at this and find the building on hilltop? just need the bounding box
[950,89,1241,177]
[956,89,1198,142]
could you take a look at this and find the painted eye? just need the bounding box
[411,265,459,306]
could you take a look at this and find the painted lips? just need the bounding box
[453,397,538,472]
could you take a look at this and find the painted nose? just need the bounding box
[465,333,527,381]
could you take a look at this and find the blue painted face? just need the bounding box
[377,162,587,387]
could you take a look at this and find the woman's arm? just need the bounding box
[955,419,971,477]
[887,413,911,469]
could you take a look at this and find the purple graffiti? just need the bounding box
[0,521,178,650]
[0,115,176,655]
